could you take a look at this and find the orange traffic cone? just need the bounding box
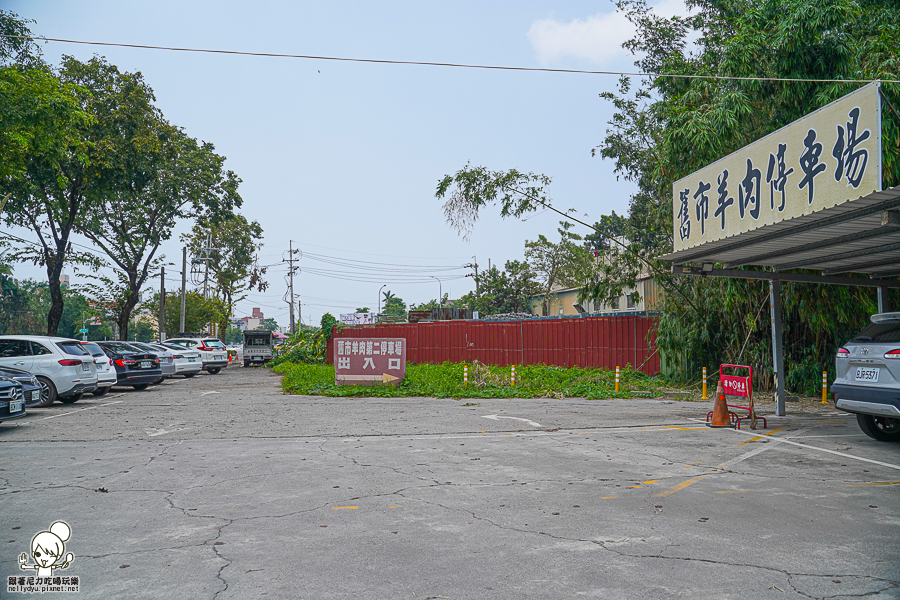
[707,381,734,428]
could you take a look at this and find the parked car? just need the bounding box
[80,342,118,396]
[128,342,176,382]
[0,365,43,409]
[831,312,900,442]
[165,338,229,374]
[95,341,162,390]
[0,377,26,424]
[243,330,274,366]
[0,335,98,406]
[156,342,203,378]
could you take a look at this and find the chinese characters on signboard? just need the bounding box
[334,338,407,385]
[673,82,882,252]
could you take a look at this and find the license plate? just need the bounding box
[81,362,89,371]
[855,367,879,382]
[188,357,196,363]
[141,361,151,369]
[31,391,40,402]
[215,355,224,360]
[9,400,23,413]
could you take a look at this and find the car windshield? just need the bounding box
[101,341,142,354]
[80,342,105,357]
[851,322,900,343]
[204,340,225,348]
[163,343,190,351]
[56,340,89,356]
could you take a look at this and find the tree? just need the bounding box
[588,0,900,390]
[0,13,95,335]
[140,290,224,336]
[525,222,597,315]
[457,260,542,316]
[382,291,407,317]
[260,318,279,331]
[68,56,242,340]
[182,213,267,336]
[355,307,370,313]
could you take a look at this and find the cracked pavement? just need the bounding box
[1,367,899,599]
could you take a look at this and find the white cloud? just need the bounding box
[527,0,692,66]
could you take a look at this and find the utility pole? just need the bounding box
[159,266,166,341]
[203,234,211,299]
[287,240,298,335]
[180,247,187,335]
[297,300,302,331]
[464,256,479,297]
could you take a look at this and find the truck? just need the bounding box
[242,329,274,367]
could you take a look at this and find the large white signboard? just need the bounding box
[673,82,882,252]
[341,313,375,325]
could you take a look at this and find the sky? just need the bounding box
[5,0,687,329]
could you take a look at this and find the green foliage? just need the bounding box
[526,221,597,315]
[259,317,279,331]
[183,213,266,335]
[274,361,682,399]
[457,260,541,315]
[382,291,407,317]
[139,290,225,337]
[320,313,339,341]
[587,0,900,393]
[270,329,328,366]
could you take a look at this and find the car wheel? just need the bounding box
[857,414,900,442]
[183,373,196,378]
[132,383,149,391]
[244,360,250,367]
[152,377,164,384]
[33,376,57,407]
[92,387,110,397]
[59,393,82,404]
[208,367,221,375]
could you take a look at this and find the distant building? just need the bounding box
[59,272,70,287]
[530,274,662,317]
[236,308,264,331]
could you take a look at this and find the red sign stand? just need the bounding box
[706,364,767,429]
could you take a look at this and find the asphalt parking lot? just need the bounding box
[1,366,898,599]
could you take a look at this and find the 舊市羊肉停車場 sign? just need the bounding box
[673,82,882,252]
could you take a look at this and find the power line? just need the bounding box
[2,34,893,84]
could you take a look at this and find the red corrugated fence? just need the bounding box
[327,314,660,374]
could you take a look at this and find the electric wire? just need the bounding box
[2,34,895,84]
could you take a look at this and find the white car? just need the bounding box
[0,335,98,406]
[165,338,229,374]
[80,341,118,396]
[156,342,203,378]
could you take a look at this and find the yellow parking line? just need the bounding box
[737,426,788,446]
[844,481,900,487]
[715,489,773,494]
[332,506,358,510]
[655,475,707,497]
[601,496,618,499]
[642,480,658,485]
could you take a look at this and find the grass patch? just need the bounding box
[272,361,695,399]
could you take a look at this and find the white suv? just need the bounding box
[165,338,229,374]
[0,336,99,406]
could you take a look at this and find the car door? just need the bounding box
[0,339,33,371]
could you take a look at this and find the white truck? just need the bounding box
[242,330,274,367]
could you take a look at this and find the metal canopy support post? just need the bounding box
[769,280,786,417]
[180,247,187,335]
[159,266,166,342]
[878,287,889,313]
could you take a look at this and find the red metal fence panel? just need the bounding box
[327,314,660,374]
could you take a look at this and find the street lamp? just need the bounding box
[378,284,387,318]
[430,276,442,307]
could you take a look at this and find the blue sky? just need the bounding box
[7,0,685,328]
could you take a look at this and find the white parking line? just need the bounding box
[688,419,900,471]
[42,398,124,420]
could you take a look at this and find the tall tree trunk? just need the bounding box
[44,246,67,336]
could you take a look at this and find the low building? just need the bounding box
[530,274,662,317]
